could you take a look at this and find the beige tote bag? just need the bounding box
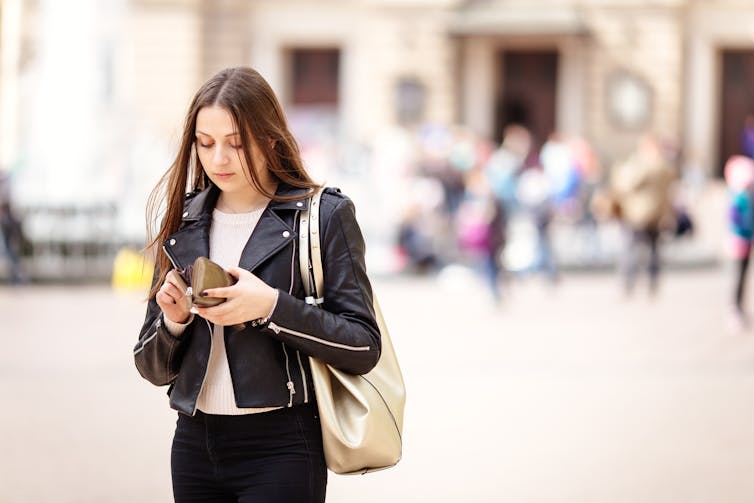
[298,188,406,475]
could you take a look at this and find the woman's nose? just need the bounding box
[212,145,230,165]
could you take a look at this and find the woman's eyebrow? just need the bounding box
[195,130,240,138]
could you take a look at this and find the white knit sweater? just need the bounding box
[165,206,280,415]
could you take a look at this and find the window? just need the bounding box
[290,48,340,105]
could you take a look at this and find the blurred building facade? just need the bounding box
[121,0,754,177]
[8,1,754,176]
[6,0,754,186]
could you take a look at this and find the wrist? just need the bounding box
[163,313,193,336]
[251,288,279,327]
[263,287,279,320]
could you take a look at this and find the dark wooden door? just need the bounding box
[290,48,340,105]
[719,50,754,176]
[495,50,558,153]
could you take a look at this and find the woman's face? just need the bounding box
[195,105,268,197]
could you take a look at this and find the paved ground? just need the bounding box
[2,266,754,502]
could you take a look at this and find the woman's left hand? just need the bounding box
[195,267,278,326]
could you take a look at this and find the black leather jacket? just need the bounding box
[133,183,381,415]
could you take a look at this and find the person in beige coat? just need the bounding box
[611,134,676,295]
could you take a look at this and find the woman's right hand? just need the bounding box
[156,270,191,324]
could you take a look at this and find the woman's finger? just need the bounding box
[156,290,175,306]
[200,286,234,299]
[164,276,184,291]
[195,300,231,319]
[163,283,185,301]
[226,267,249,280]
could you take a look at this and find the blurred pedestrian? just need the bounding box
[456,167,506,302]
[541,132,581,218]
[568,135,605,262]
[397,200,440,274]
[133,67,382,502]
[517,166,559,283]
[724,155,754,331]
[485,124,531,215]
[611,134,676,296]
[0,171,26,284]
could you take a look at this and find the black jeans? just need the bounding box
[171,404,327,502]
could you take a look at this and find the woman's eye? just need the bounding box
[196,141,241,149]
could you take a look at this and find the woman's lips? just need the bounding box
[214,173,234,180]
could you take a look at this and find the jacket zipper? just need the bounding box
[289,211,309,404]
[192,318,214,416]
[281,343,296,407]
[164,242,211,416]
[296,350,309,403]
[267,322,371,351]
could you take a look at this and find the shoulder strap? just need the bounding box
[298,196,312,297]
[309,188,325,298]
[298,188,325,305]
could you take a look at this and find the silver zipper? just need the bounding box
[163,241,211,416]
[296,350,309,403]
[267,322,371,351]
[192,319,214,416]
[133,318,162,355]
[133,329,157,355]
[281,343,296,407]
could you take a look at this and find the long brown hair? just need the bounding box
[146,67,320,299]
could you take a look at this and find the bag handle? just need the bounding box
[299,188,325,306]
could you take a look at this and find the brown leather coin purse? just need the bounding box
[168,256,237,309]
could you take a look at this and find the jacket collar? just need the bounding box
[182,182,313,222]
[168,181,313,272]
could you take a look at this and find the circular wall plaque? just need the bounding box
[607,70,652,130]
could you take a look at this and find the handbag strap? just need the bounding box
[299,187,325,305]
[298,196,312,298]
[309,188,325,299]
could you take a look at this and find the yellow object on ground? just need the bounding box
[111,247,154,291]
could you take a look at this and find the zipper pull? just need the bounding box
[287,381,296,407]
[268,322,280,334]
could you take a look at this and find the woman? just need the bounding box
[133,67,381,502]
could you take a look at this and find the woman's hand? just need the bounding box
[195,267,278,326]
[156,270,192,324]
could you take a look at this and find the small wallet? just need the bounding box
[167,256,237,310]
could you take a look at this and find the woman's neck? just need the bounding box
[216,181,278,214]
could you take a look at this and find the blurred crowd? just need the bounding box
[388,122,691,304]
[0,118,741,319]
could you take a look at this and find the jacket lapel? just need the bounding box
[164,222,210,270]
[238,209,295,272]
[163,187,217,270]
[238,183,313,272]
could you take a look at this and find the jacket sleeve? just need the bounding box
[133,266,194,386]
[261,195,381,375]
